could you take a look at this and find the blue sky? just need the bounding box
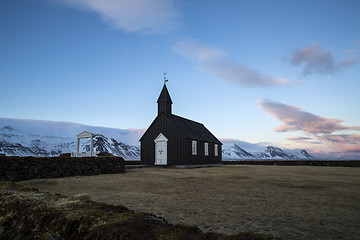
[1,0,359,158]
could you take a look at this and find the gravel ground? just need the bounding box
[20,165,360,240]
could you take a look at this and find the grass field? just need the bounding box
[20,165,360,240]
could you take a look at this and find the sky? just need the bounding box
[1,0,360,159]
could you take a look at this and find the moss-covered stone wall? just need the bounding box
[222,160,360,167]
[0,156,125,182]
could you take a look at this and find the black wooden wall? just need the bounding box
[185,139,222,165]
[141,114,222,166]
[140,114,186,165]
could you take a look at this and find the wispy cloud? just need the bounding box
[200,59,294,87]
[258,99,359,134]
[322,137,360,159]
[288,43,357,75]
[286,136,313,141]
[173,38,227,61]
[339,144,360,153]
[56,1,295,87]
[317,134,360,144]
[56,0,180,34]
[173,38,295,87]
[259,99,360,159]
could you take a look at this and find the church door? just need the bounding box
[154,133,168,165]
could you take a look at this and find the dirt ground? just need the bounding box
[20,165,360,240]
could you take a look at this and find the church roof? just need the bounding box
[166,114,222,144]
[157,84,173,104]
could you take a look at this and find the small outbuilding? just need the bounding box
[140,83,222,166]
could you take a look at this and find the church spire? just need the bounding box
[157,83,172,116]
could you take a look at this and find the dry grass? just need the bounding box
[20,165,360,240]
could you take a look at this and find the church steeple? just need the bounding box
[157,84,172,116]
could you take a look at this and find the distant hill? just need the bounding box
[1,118,316,160]
[0,118,141,160]
[222,144,315,160]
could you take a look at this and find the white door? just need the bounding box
[154,133,168,165]
[155,141,167,165]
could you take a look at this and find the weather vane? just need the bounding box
[164,72,168,84]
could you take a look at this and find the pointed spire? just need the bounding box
[157,84,172,115]
[157,84,172,104]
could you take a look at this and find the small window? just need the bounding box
[214,144,218,156]
[192,140,197,155]
[204,142,209,156]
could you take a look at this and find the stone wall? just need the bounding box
[0,156,125,181]
[222,160,360,167]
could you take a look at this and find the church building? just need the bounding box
[140,83,222,166]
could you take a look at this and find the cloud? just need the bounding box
[173,38,295,87]
[286,136,324,145]
[340,145,360,153]
[286,136,312,141]
[289,43,357,75]
[339,58,357,67]
[324,138,360,159]
[201,59,294,87]
[56,0,180,34]
[259,99,360,159]
[317,134,360,144]
[173,38,227,61]
[258,99,360,135]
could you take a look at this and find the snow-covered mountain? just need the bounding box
[93,134,140,160]
[0,118,144,146]
[222,144,315,160]
[222,143,256,160]
[0,119,140,160]
[1,118,316,161]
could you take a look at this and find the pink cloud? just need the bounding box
[286,136,312,141]
[329,143,360,159]
[259,99,360,159]
[340,145,360,153]
[259,99,359,135]
[317,134,360,144]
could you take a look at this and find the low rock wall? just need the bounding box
[222,160,360,167]
[0,156,125,181]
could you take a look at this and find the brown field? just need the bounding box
[20,165,360,240]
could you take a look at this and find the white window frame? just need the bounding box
[204,142,209,156]
[192,140,197,155]
[214,144,218,156]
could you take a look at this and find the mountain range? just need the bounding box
[222,143,315,160]
[1,118,315,160]
[0,124,140,160]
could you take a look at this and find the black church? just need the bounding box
[140,83,222,166]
